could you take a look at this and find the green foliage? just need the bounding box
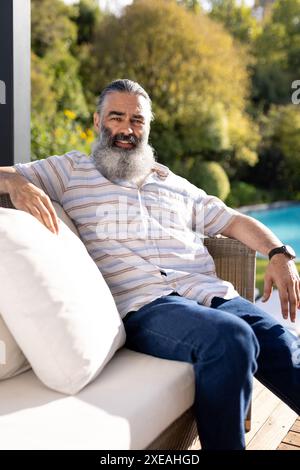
[29,0,300,205]
[31,52,56,121]
[225,181,271,208]
[257,106,300,193]
[72,0,103,45]
[177,0,201,13]
[67,2,104,114]
[42,48,89,117]
[31,0,77,57]
[31,0,91,159]
[208,0,261,43]
[253,0,300,106]
[31,110,95,161]
[186,160,231,200]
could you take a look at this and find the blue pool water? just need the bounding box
[245,204,300,260]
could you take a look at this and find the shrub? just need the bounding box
[187,160,230,201]
[226,181,271,208]
[31,110,95,160]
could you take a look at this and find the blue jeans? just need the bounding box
[123,294,300,450]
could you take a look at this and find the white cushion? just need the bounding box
[0,348,195,449]
[0,316,30,380]
[0,202,79,382]
[0,203,78,382]
[0,207,125,394]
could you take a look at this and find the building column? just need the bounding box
[0,0,30,166]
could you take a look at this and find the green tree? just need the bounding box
[187,161,230,200]
[177,0,201,13]
[31,0,92,160]
[31,0,77,57]
[31,0,89,117]
[253,0,300,106]
[31,110,95,161]
[72,0,104,113]
[72,0,103,45]
[249,105,300,196]
[43,47,89,117]
[226,181,271,207]
[208,0,260,44]
[31,52,56,121]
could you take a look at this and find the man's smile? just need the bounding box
[114,140,135,149]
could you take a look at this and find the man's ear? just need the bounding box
[93,112,100,133]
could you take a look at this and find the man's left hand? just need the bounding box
[262,255,300,322]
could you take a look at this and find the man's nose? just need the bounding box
[119,121,134,135]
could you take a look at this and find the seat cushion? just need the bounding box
[0,207,125,394]
[0,348,195,449]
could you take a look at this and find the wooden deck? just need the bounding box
[277,418,300,450]
[245,378,299,450]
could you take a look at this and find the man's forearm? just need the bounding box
[0,166,59,234]
[221,213,282,256]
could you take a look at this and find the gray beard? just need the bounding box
[92,140,156,183]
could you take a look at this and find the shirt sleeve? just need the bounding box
[168,172,238,239]
[14,154,71,204]
[194,193,239,238]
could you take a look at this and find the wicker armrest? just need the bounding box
[0,193,14,209]
[204,237,256,302]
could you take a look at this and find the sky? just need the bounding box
[64,0,256,16]
[63,0,132,15]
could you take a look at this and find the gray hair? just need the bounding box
[96,79,154,121]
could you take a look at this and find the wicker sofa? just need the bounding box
[0,193,255,450]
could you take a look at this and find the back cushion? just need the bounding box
[1,202,80,381]
[0,205,125,393]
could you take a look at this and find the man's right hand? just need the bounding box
[6,172,59,235]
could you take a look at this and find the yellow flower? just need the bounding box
[64,110,76,120]
[80,131,87,140]
[54,128,64,138]
[70,135,78,146]
[86,128,94,143]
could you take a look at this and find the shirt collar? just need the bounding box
[151,163,170,181]
[113,165,169,188]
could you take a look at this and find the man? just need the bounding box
[0,79,299,450]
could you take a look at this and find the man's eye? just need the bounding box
[112,117,122,121]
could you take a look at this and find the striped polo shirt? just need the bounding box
[15,150,240,318]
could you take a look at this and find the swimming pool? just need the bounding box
[243,203,300,260]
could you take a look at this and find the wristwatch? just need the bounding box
[268,245,296,261]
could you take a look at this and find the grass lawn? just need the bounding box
[255,258,300,297]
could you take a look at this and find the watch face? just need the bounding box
[285,245,296,258]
